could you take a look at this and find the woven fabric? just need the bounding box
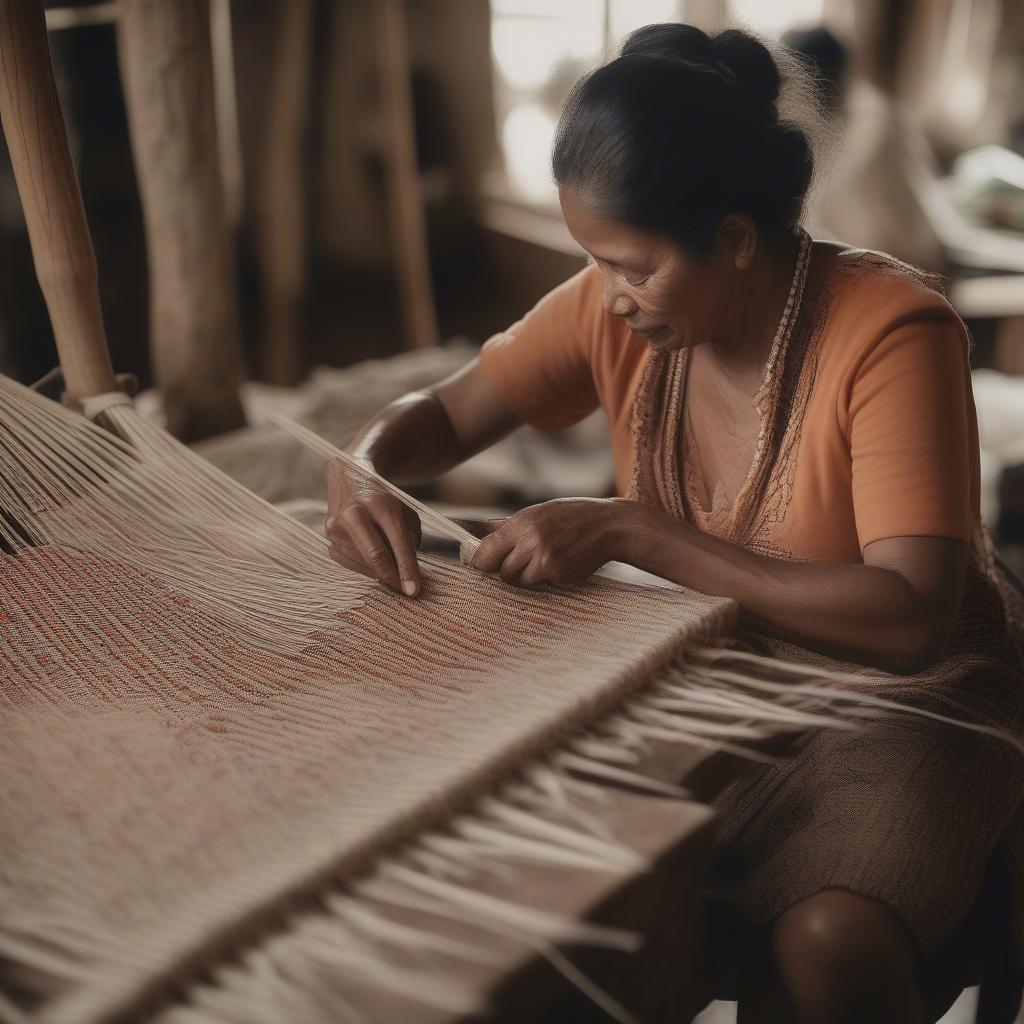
[4,359,1015,1020]
[0,375,736,1023]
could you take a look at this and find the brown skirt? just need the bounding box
[699,617,1024,1000]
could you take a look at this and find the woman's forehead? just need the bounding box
[559,189,663,264]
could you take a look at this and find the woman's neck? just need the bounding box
[708,230,803,383]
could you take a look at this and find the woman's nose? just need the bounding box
[602,280,638,318]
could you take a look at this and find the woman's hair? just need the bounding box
[552,23,832,254]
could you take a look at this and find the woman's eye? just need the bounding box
[623,272,649,287]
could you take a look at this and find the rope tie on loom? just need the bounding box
[80,390,134,421]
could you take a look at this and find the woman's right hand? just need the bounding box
[324,457,423,596]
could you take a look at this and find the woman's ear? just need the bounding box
[716,214,758,270]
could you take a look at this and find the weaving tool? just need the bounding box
[2,7,1015,1023]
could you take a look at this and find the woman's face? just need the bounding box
[560,189,735,352]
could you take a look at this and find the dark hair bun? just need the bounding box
[621,23,781,105]
[554,22,814,252]
[711,28,781,102]
[620,22,713,62]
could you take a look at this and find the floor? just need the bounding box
[693,986,979,1022]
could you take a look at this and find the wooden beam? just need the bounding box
[117,0,246,442]
[256,0,313,386]
[375,0,440,349]
[0,0,117,401]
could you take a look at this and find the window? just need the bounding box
[727,0,825,36]
[489,0,683,209]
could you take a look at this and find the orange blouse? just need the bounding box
[478,252,979,566]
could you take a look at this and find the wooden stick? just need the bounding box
[117,0,246,442]
[209,0,244,229]
[0,0,117,400]
[375,0,440,350]
[271,415,480,551]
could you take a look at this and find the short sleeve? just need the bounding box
[478,266,601,431]
[845,315,971,549]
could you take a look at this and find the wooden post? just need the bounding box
[256,0,313,386]
[0,0,117,400]
[117,0,246,442]
[375,0,440,349]
[995,316,1024,376]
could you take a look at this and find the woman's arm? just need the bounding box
[623,510,967,674]
[345,358,522,482]
[465,498,967,675]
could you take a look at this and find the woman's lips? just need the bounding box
[630,322,672,345]
[629,321,662,336]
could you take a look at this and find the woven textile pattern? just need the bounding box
[0,375,735,1023]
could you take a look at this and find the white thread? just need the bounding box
[271,414,481,552]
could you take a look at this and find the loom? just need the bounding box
[2,7,1012,1023]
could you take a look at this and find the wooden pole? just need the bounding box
[375,0,440,349]
[117,0,246,442]
[256,0,313,386]
[210,0,245,229]
[0,0,117,400]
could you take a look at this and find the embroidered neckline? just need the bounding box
[678,229,813,530]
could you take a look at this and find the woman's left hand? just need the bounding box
[463,497,655,588]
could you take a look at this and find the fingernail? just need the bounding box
[403,581,416,596]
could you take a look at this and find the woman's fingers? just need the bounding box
[324,456,424,597]
[329,523,422,596]
[374,500,422,596]
[468,522,552,588]
[469,526,516,575]
[517,551,550,589]
[342,506,404,592]
[328,540,373,578]
[498,543,533,587]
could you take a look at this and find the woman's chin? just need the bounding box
[647,329,687,352]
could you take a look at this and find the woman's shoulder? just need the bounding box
[811,241,968,374]
[816,241,953,318]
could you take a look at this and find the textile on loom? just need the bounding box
[0,372,926,1024]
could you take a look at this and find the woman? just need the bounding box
[326,24,1024,1023]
